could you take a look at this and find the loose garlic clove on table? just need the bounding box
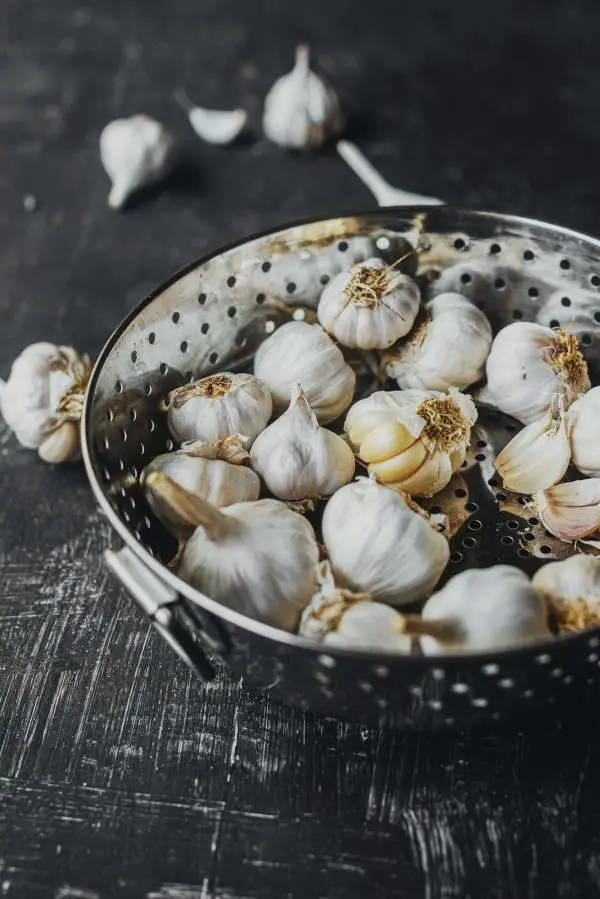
[100,115,175,210]
[532,555,600,633]
[174,89,247,145]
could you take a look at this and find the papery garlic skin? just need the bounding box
[385,293,492,391]
[263,44,344,150]
[0,342,90,462]
[250,385,354,501]
[485,322,590,425]
[322,479,449,606]
[254,321,355,423]
[317,258,420,350]
[167,372,272,445]
[532,555,600,633]
[100,115,174,210]
[421,566,550,655]
[568,386,600,476]
[495,396,571,494]
[533,479,600,543]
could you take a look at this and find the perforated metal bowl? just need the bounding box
[82,207,600,731]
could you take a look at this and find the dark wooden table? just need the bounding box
[3,1,600,896]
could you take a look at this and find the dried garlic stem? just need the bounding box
[416,396,470,454]
[401,614,458,643]
[546,329,590,394]
[547,597,600,634]
[144,472,236,540]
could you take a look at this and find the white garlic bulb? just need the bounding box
[495,395,571,494]
[568,386,600,477]
[146,472,319,632]
[485,323,590,425]
[254,321,355,423]
[100,115,174,210]
[0,342,90,463]
[167,372,272,445]
[174,88,247,145]
[263,44,344,150]
[317,257,420,350]
[299,562,412,652]
[420,566,550,655]
[533,479,600,543]
[250,385,354,502]
[344,388,477,497]
[532,554,600,633]
[321,479,449,606]
[384,293,492,391]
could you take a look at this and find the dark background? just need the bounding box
[3,0,600,896]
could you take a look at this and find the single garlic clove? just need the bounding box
[532,554,600,633]
[359,420,417,463]
[38,420,80,464]
[174,89,247,145]
[390,451,453,498]
[533,478,600,542]
[100,115,175,210]
[495,396,571,494]
[569,386,600,477]
[343,388,429,448]
[367,439,428,484]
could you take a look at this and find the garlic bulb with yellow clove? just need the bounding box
[254,321,355,423]
[0,342,90,464]
[533,479,600,543]
[262,44,344,150]
[532,554,600,634]
[495,395,571,494]
[317,257,420,350]
[568,386,600,477]
[299,562,412,652]
[250,385,355,502]
[420,566,551,655]
[167,372,272,445]
[344,388,477,497]
[485,323,590,425]
[383,292,492,391]
[321,478,449,606]
[100,115,175,210]
[145,472,319,632]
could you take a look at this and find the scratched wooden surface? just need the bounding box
[3,0,600,896]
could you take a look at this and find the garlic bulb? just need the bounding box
[146,472,319,632]
[344,388,477,497]
[174,88,247,145]
[485,323,590,425]
[317,257,420,350]
[383,293,492,391]
[321,479,449,606]
[167,373,272,445]
[254,321,355,423]
[263,44,344,150]
[420,566,550,655]
[495,395,571,494]
[532,555,600,633]
[250,385,354,501]
[141,435,260,533]
[568,386,600,476]
[533,479,600,543]
[299,562,412,652]
[100,115,174,210]
[0,342,90,463]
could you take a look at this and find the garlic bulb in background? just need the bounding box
[485,323,590,425]
[532,555,600,633]
[254,321,355,423]
[250,385,354,502]
[167,372,272,445]
[317,257,420,350]
[533,479,600,543]
[0,342,90,464]
[384,293,492,391]
[420,566,550,655]
[299,562,412,652]
[100,115,175,210]
[322,479,449,606]
[495,395,571,494]
[568,386,600,476]
[263,44,344,150]
[145,473,319,632]
[174,88,247,145]
[344,388,477,497]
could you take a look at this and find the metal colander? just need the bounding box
[82,207,600,731]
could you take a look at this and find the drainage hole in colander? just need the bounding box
[523,249,535,261]
[489,242,501,255]
[200,323,210,335]
[180,341,188,353]
[460,272,471,284]
[528,286,539,298]
[468,520,482,531]
[540,544,552,554]
[143,382,152,396]
[198,292,207,305]
[475,453,486,462]
[131,351,138,363]
[561,296,571,307]
[338,241,349,252]
[454,237,468,251]
[256,293,266,305]
[148,332,156,344]
[560,258,571,270]
[591,274,600,288]
[549,318,560,328]
[286,282,297,294]
[494,277,506,290]
[119,428,127,443]
[172,311,180,323]
[136,441,145,456]
[462,536,477,549]
[115,379,123,394]
[449,551,462,563]
[454,488,467,498]
[159,363,168,375]
[106,408,114,422]
[185,370,194,383]
[147,419,156,433]
[227,306,237,318]
[261,261,271,273]
[209,352,219,364]
[506,520,519,530]
[227,276,236,288]
[582,333,592,346]
[518,548,531,558]
[512,309,523,320]
[501,535,514,545]
[465,501,478,512]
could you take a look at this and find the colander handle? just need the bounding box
[105,546,217,681]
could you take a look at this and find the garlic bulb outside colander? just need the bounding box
[532,555,600,634]
[167,372,272,445]
[384,292,492,391]
[420,566,551,655]
[485,322,590,425]
[250,384,355,502]
[145,473,319,632]
[317,257,420,350]
[99,115,175,210]
[568,386,600,477]
[321,478,449,606]
[253,321,355,423]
